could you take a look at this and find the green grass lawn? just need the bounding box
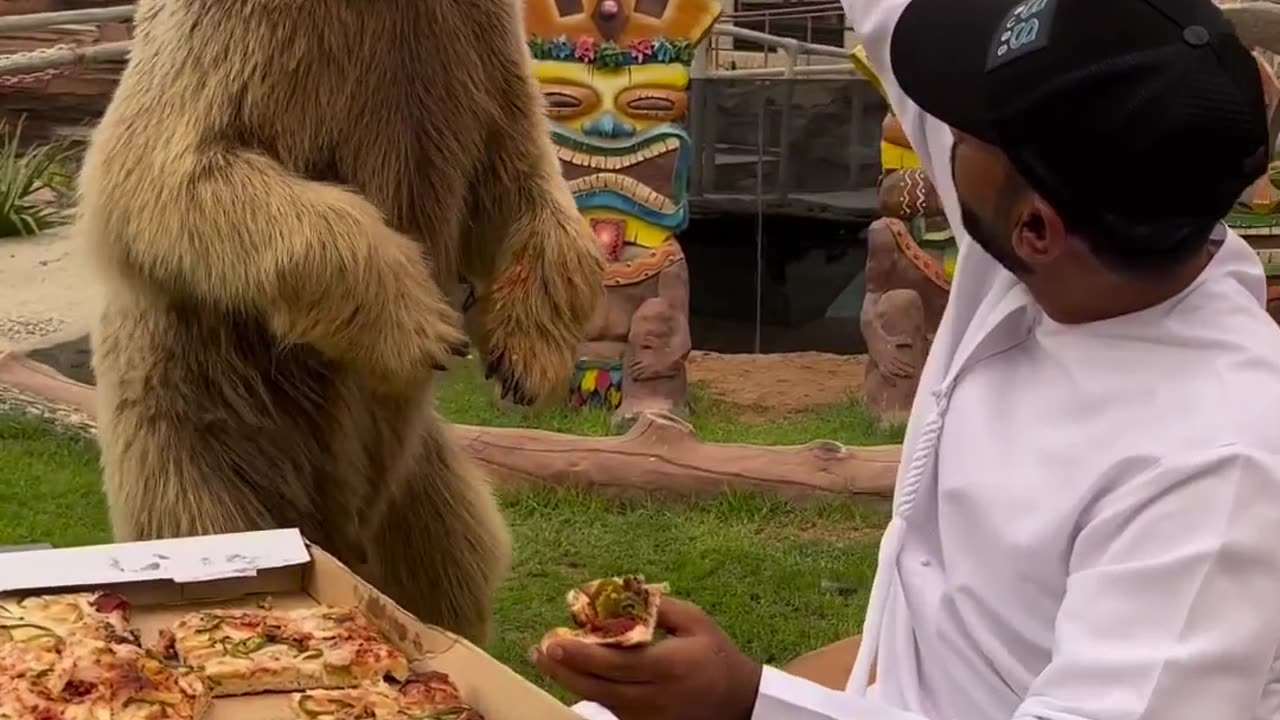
[0,375,898,697]
[435,358,905,446]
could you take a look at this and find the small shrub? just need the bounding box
[0,117,76,239]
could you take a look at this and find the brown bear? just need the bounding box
[75,0,605,644]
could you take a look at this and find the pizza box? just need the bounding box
[0,528,580,720]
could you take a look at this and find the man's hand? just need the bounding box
[532,598,763,720]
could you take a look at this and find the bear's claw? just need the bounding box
[486,351,535,406]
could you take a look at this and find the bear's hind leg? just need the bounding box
[103,447,280,543]
[359,415,512,645]
[98,398,323,544]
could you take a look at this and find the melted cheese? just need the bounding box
[0,593,132,647]
[171,605,408,690]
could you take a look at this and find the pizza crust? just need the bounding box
[203,665,367,697]
[291,672,484,720]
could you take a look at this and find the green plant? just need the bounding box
[0,117,76,239]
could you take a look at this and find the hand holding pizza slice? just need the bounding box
[540,576,670,649]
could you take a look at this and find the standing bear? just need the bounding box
[76,0,605,644]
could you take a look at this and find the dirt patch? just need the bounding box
[0,228,98,354]
[687,351,866,416]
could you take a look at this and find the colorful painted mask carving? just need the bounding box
[851,44,956,283]
[527,0,716,251]
[525,0,719,424]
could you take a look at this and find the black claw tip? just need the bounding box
[485,352,505,380]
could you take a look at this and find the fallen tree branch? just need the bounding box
[0,353,901,500]
[455,413,899,500]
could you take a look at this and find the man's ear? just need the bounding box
[1011,196,1067,267]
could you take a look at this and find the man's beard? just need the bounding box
[959,201,1031,276]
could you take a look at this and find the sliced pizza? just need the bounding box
[0,591,140,648]
[541,575,669,648]
[161,605,410,696]
[0,634,211,720]
[291,672,484,720]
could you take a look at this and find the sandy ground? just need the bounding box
[0,230,868,413]
[0,228,99,355]
[688,351,866,413]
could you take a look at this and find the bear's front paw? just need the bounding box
[481,307,577,408]
[484,347,542,407]
[365,308,471,392]
[480,253,603,407]
[407,311,471,373]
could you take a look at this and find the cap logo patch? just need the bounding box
[986,0,1056,71]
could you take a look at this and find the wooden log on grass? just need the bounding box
[455,412,900,500]
[0,352,97,437]
[0,352,901,500]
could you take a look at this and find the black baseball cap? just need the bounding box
[890,0,1270,254]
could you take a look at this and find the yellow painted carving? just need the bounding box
[532,61,691,134]
[527,0,720,261]
[851,45,922,173]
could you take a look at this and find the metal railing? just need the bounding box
[699,25,859,79]
[0,5,135,33]
[0,4,133,82]
[710,2,853,73]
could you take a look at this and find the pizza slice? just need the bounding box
[0,635,212,720]
[541,576,669,648]
[161,605,410,696]
[0,591,140,648]
[291,672,484,720]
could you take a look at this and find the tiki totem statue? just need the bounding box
[525,0,721,431]
[851,45,955,421]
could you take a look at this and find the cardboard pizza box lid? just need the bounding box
[0,529,579,720]
[0,528,311,592]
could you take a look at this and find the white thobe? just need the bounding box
[571,1,1280,719]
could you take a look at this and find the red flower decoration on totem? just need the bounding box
[574,36,598,63]
[629,39,655,62]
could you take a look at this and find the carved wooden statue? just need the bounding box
[525,0,721,432]
[1223,46,1280,321]
[854,20,1280,421]
[851,46,954,421]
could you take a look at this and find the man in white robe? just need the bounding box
[533,0,1280,718]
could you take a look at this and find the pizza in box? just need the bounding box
[0,590,484,720]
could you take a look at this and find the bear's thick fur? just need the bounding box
[77,0,604,643]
